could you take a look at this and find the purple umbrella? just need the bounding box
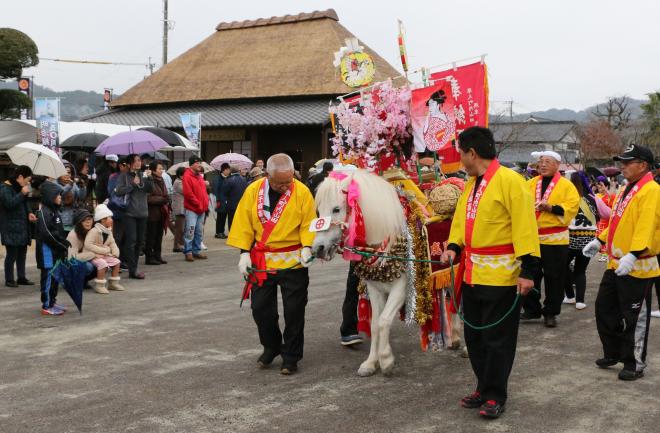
[210,152,253,171]
[94,130,169,156]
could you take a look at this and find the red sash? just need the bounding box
[538,226,568,235]
[607,172,653,258]
[451,160,505,312]
[535,172,561,219]
[243,180,296,299]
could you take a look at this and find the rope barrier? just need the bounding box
[344,246,538,331]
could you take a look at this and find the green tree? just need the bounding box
[640,91,660,156]
[0,28,39,119]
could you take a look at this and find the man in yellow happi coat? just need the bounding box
[228,153,316,375]
[442,127,540,419]
[521,151,579,328]
[582,144,659,381]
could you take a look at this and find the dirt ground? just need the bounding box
[1,231,659,433]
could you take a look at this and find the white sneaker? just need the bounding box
[563,296,576,304]
[651,310,660,318]
[576,302,587,310]
[201,242,208,251]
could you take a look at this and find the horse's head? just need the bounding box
[312,173,348,260]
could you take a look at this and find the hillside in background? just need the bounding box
[0,81,114,121]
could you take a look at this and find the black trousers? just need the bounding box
[564,248,591,303]
[524,244,568,317]
[655,255,660,310]
[251,268,309,363]
[595,270,653,372]
[4,244,28,282]
[227,209,236,231]
[340,261,360,337]
[122,216,146,276]
[40,268,58,309]
[145,220,164,260]
[462,283,521,405]
[215,211,227,235]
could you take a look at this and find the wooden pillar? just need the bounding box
[250,129,259,161]
[321,126,328,160]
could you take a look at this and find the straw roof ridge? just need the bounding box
[216,9,338,30]
[111,9,402,107]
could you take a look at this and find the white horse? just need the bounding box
[312,169,408,377]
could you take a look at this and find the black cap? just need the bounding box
[613,144,655,165]
[188,155,202,165]
[73,209,92,226]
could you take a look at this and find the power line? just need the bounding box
[40,57,155,74]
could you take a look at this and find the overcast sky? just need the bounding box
[3,0,658,112]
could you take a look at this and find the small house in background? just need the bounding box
[492,117,580,165]
[83,9,401,173]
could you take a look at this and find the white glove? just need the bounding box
[582,239,602,258]
[238,252,252,277]
[301,247,313,268]
[615,253,636,276]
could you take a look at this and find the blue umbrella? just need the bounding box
[50,258,88,314]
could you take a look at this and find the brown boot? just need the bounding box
[193,253,208,260]
[185,253,194,262]
[108,276,125,291]
[94,279,109,294]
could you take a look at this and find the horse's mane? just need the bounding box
[316,169,405,246]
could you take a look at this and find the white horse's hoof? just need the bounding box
[380,361,395,377]
[357,366,377,377]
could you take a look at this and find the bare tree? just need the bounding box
[489,111,528,157]
[592,96,632,131]
[577,120,623,166]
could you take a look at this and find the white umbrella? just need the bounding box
[167,161,213,175]
[7,142,67,178]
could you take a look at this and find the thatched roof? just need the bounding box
[112,9,402,107]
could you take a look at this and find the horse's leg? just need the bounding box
[450,311,463,350]
[357,284,384,377]
[376,277,406,376]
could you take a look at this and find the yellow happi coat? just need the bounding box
[227,178,317,269]
[527,175,580,245]
[449,166,541,286]
[598,177,659,279]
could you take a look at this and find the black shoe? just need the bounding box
[460,391,485,409]
[257,349,281,368]
[618,368,644,381]
[595,358,619,369]
[479,400,505,419]
[129,272,145,280]
[5,280,18,288]
[145,258,161,265]
[544,315,557,328]
[158,258,168,264]
[280,361,298,375]
[214,233,227,239]
[172,248,183,253]
[520,311,542,321]
[16,278,35,286]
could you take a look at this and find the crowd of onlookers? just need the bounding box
[0,153,268,316]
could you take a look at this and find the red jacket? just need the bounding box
[182,168,209,214]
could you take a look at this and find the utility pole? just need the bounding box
[162,0,168,66]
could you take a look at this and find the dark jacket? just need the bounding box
[115,171,154,219]
[95,163,113,203]
[221,173,248,212]
[213,173,228,212]
[147,175,169,222]
[36,181,68,269]
[0,180,32,247]
[306,171,330,195]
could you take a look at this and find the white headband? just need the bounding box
[531,151,561,162]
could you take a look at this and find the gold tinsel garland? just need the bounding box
[409,211,433,325]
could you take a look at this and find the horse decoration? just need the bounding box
[312,169,463,376]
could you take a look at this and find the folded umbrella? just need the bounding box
[95,130,169,156]
[210,152,253,171]
[7,142,67,178]
[50,258,88,313]
[60,132,108,152]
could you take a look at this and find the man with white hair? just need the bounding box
[227,153,316,375]
[521,150,579,327]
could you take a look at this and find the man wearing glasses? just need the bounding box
[583,144,659,381]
